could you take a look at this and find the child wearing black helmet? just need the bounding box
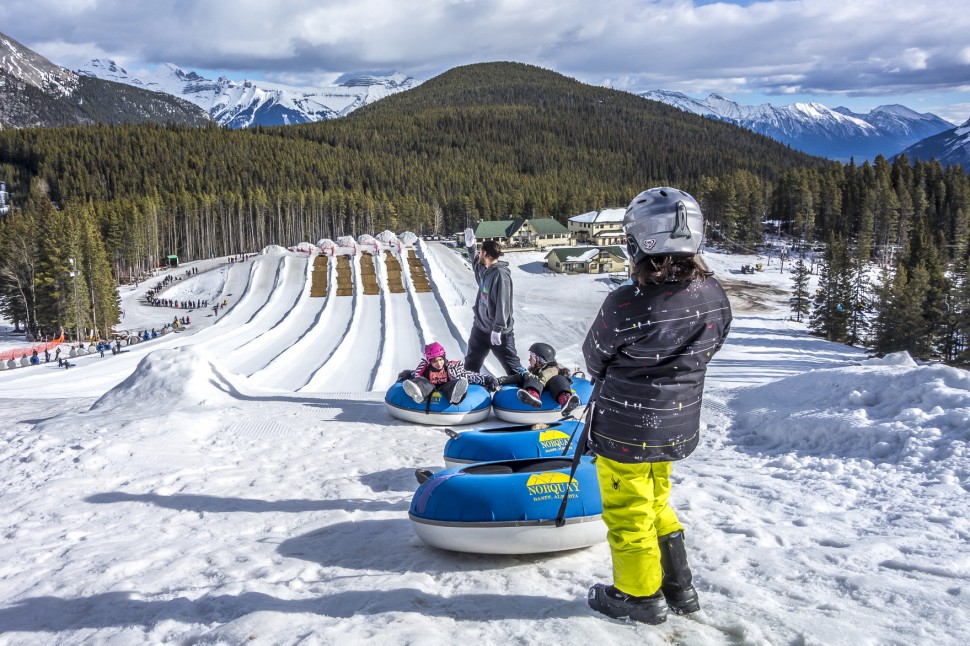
[504,342,580,416]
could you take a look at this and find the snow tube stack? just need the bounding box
[409,456,605,554]
[491,377,594,423]
[442,419,584,467]
[385,382,491,426]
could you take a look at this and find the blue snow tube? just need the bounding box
[385,382,491,426]
[442,419,585,467]
[409,456,605,554]
[491,377,594,423]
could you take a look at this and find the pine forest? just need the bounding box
[0,63,968,364]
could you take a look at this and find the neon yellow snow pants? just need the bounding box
[595,456,684,597]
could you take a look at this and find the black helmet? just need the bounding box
[529,342,556,364]
[624,187,704,263]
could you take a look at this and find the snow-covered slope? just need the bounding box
[1,243,968,644]
[0,32,78,96]
[641,90,953,162]
[0,32,211,129]
[900,117,970,168]
[79,59,419,128]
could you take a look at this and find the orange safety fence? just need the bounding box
[0,334,66,361]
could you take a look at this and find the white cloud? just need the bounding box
[2,0,969,114]
[901,48,929,71]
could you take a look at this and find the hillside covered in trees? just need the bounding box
[0,62,968,363]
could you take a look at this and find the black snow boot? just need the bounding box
[587,584,668,624]
[415,468,434,484]
[658,531,700,615]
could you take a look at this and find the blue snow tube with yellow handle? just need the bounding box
[442,419,584,467]
[409,456,605,554]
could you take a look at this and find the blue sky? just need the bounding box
[4,0,970,123]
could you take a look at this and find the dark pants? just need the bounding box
[410,376,466,404]
[464,326,523,375]
[523,373,572,399]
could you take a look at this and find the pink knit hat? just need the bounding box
[424,342,446,361]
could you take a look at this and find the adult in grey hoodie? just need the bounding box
[462,228,524,375]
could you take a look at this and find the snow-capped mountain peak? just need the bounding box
[901,115,970,168]
[1,33,78,96]
[640,89,952,161]
[79,60,419,128]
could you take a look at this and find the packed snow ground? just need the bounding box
[0,240,968,645]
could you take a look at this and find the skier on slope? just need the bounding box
[583,187,732,624]
[461,228,525,376]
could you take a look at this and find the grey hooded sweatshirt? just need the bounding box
[466,242,515,335]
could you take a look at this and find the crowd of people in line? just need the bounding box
[144,267,203,308]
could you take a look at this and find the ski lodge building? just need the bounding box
[544,245,628,275]
[471,218,570,250]
[567,208,626,247]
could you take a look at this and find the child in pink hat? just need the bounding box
[401,342,497,405]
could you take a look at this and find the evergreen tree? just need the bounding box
[846,254,873,347]
[0,206,39,333]
[789,257,811,322]
[33,193,91,341]
[809,238,852,342]
[76,202,121,338]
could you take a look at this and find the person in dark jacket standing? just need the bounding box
[583,186,732,625]
[462,227,525,375]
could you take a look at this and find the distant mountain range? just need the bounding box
[900,119,970,169]
[0,32,210,129]
[639,90,955,163]
[78,59,419,128]
[3,29,967,169]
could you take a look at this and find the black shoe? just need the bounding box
[560,393,580,417]
[517,388,542,408]
[661,584,700,615]
[415,468,434,484]
[587,584,668,624]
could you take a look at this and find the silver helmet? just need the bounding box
[623,187,704,262]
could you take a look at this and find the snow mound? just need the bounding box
[357,234,376,246]
[375,230,398,244]
[862,350,918,367]
[732,361,970,470]
[261,245,290,255]
[336,236,357,249]
[90,347,246,411]
[399,231,418,245]
[290,241,316,254]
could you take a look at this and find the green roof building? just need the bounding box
[544,245,628,274]
[473,218,572,250]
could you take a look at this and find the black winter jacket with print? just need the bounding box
[582,276,732,463]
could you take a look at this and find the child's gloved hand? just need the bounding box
[490,330,502,346]
[484,375,499,391]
